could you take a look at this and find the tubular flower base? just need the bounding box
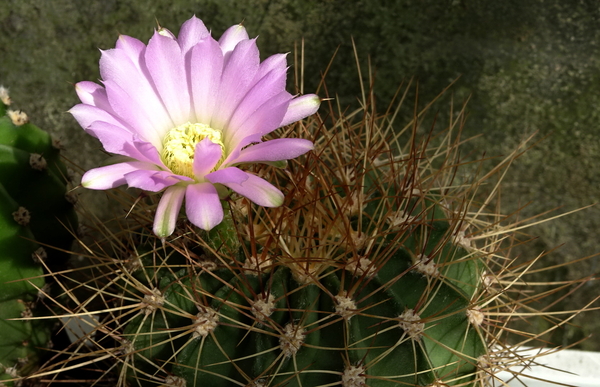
[70,16,320,237]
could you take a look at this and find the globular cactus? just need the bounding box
[28,36,596,384]
[0,87,77,385]
[119,175,485,386]
[34,81,521,387]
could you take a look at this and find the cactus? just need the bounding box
[0,8,594,383]
[0,87,77,385]
[30,74,588,387]
[117,163,486,387]
[106,105,488,387]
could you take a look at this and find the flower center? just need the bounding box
[161,122,224,178]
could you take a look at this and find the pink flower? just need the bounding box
[70,16,320,237]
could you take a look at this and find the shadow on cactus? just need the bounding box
[24,63,598,387]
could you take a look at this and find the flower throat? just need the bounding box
[161,122,224,178]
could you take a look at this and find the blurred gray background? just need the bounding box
[1,0,598,349]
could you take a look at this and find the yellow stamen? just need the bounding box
[161,122,224,178]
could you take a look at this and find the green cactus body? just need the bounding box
[0,94,77,384]
[32,78,497,386]
[117,197,484,387]
[93,109,489,387]
[0,107,77,261]
[0,182,50,385]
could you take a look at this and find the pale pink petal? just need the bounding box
[220,53,287,140]
[280,94,321,127]
[84,121,140,155]
[85,120,165,168]
[226,68,287,142]
[224,91,291,150]
[218,23,249,56]
[221,133,263,167]
[145,31,190,125]
[206,166,249,185]
[100,47,173,135]
[157,28,176,40]
[74,82,132,133]
[124,169,191,192]
[188,38,223,124]
[69,104,127,133]
[115,35,145,62]
[81,161,154,190]
[85,111,161,161]
[178,16,210,54]
[254,53,288,81]
[211,39,260,130]
[128,139,167,168]
[104,80,163,148]
[153,185,186,238]
[75,81,110,108]
[185,182,223,230]
[209,168,283,207]
[229,138,313,165]
[192,138,222,178]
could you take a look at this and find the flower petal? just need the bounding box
[115,35,146,62]
[145,31,190,125]
[178,16,210,55]
[153,185,186,238]
[81,161,153,190]
[124,169,192,192]
[226,68,288,143]
[211,38,260,131]
[206,166,249,185]
[224,91,291,150]
[85,120,159,163]
[74,82,137,133]
[221,133,263,167]
[193,138,222,178]
[207,168,283,207]
[229,138,313,165]
[103,79,163,148]
[185,182,223,230]
[127,139,166,167]
[218,23,249,56]
[75,81,111,109]
[100,46,173,137]
[69,104,127,133]
[188,38,223,124]
[280,94,321,127]
[254,53,288,81]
